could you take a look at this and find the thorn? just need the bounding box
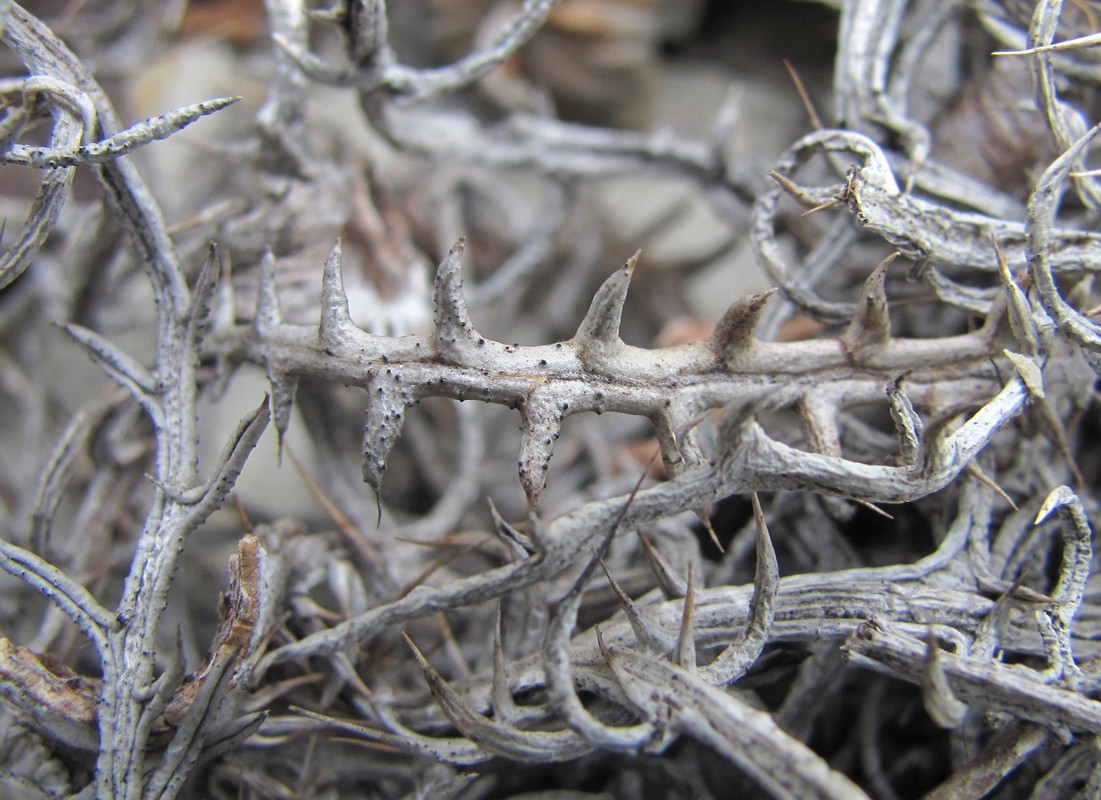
[1003,350,1045,398]
[361,372,409,504]
[697,510,724,553]
[187,242,221,347]
[638,532,687,599]
[267,371,298,461]
[992,31,1101,57]
[600,560,666,653]
[999,568,1054,604]
[573,251,638,350]
[215,247,237,330]
[993,238,1041,356]
[402,631,432,670]
[595,625,613,664]
[487,497,535,556]
[254,249,283,333]
[850,498,894,519]
[801,197,844,216]
[842,253,897,358]
[517,401,562,509]
[524,510,549,554]
[1034,485,1078,526]
[711,289,776,363]
[319,239,353,344]
[784,59,824,131]
[768,170,829,208]
[433,238,481,358]
[701,492,778,684]
[965,462,1017,510]
[675,563,697,671]
[599,559,631,607]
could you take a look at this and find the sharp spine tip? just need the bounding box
[319,239,353,343]
[254,250,283,333]
[842,253,896,357]
[574,252,640,351]
[433,238,481,355]
[517,394,564,508]
[712,288,776,361]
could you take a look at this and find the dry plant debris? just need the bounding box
[0,0,1098,798]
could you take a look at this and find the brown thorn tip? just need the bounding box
[596,626,611,661]
[600,560,630,606]
[401,631,427,664]
[699,511,724,553]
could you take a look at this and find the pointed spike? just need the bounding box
[361,370,410,498]
[712,289,776,363]
[993,238,1041,356]
[595,626,612,662]
[850,498,894,519]
[841,253,897,358]
[769,169,824,207]
[600,561,668,653]
[573,251,638,351]
[599,560,628,608]
[406,632,588,761]
[702,492,778,684]
[653,413,685,479]
[517,395,562,509]
[487,498,535,556]
[964,462,1017,510]
[403,631,433,672]
[1003,349,1045,398]
[525,510,549,554]
[319,239,353,344]
[748,492,779,627]
[214,249,237,330]
[254,250,283,333]
[696,510,724,553]
[675,563,697,671]
[187,242,221,349]
[1035,485,1077,526]
[638,532,687,599]
[433,238,482,358]
[268,371,298,461]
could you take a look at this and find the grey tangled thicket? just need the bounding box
[0,0,1100,797]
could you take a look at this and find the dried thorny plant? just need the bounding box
[0,0,1098,798]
